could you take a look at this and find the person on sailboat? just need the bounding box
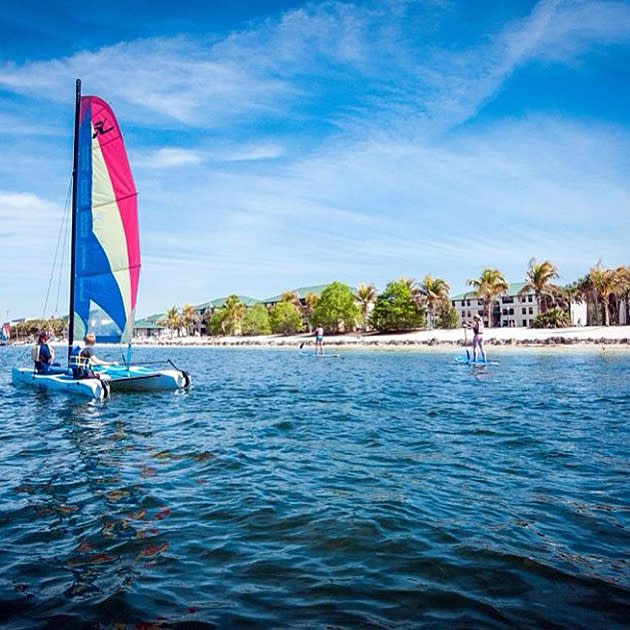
[80,333,113,368]
[71,333,113,379]
[463,314,487,362]
[32,331,65,374]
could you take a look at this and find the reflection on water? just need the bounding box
[1,346,630,629]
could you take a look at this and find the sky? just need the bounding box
[1,0,629,319]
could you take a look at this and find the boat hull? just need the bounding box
[12,367,108,399]
[96,365,189,392]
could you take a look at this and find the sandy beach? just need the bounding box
[128,326,630,350]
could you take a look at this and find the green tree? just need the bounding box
[355,283,377,331]
[208,309,227,335]
[369,279,426,332]
[419,275,450,329]
[519,258,559,313]
[434,301,459,329]
[269,301,303,334]
[242,304,272,336]
[466,268,508,328]
[311,281,360,333]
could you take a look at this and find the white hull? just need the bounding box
[96,365,189,392]
[12,367,108,400]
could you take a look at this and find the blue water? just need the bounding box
[1,346,629,629]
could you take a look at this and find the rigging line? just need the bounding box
[42,177,73,321]
[54,184,73,314]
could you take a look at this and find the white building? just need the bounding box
[451,282,538,328]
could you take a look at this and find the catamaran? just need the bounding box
[12,80,190,399]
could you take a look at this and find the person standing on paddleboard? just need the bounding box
[464,314,487,363]
[315,325,324,355]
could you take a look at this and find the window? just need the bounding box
[523,319,527,326]
[529,307,533,314]
[528,295,533,302]
[509,308,514,315]
[522,307,526,314]
[466,300,471,306]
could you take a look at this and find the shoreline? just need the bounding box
[9,326,630,351]
[119,325,630,350]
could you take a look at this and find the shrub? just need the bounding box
[242,304,272,336]
[530,307,570,328]
[311,281,360,333]
[269,302,303,334]
[369,280,426,332]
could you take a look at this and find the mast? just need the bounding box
[68,79,81,362]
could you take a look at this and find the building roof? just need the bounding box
[261,284,332,303]
[451,282,531,301]
[134,319,165,329]
[142,313,166,323]
[195,295,260,310]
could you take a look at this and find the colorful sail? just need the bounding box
[1,323,9,344]
[73,96,140,343]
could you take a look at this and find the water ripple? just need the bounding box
[1,347,630,628]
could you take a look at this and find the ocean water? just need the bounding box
[1,345,629,629]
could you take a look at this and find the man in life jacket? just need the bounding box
[70,333,113,379]
[32,330,65,374]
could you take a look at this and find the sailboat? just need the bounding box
[1,323,9,346]
[12,80,190,399]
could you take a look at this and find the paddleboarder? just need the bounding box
[315,324,324,355]
[464,314,487,363]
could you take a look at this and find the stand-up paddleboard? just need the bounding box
[299,352,340,358]
[455,356,499,366]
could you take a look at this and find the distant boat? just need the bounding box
[1,323,9,346]
[12,80,190,399]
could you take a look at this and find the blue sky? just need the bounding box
[1,0,629,319]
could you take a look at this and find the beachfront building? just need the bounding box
[133,317,166,339]
[451,282,538,328]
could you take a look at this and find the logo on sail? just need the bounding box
[92,120,114,138]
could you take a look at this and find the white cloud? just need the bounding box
[1,0,629,316]
[140,148,204,169]
[0,1,624,134]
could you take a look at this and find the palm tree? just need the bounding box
[419,275,450,329]
[181,303,198,336]
[466,268,508,328]
[223,295,247,334]
[399,276,424,306]
[614,266,630,325]
[281,291,301,308]
[587,263,618,327]
[355,283,377,331]
[519,258,559,313]
[161,306,182,338]
[302,292,318,331]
